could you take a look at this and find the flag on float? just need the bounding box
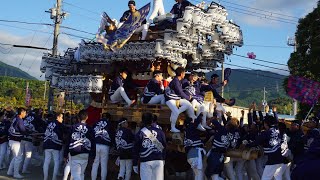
[25,82,32,106]
[287,76,320,105]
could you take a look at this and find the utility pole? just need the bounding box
[287,36,298,116]
[221,62,224,98]
[47,0,65,112]
[262,87,267,112]
[43,81,47,100]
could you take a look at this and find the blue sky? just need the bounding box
[0,0,318,79]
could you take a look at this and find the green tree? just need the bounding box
[287,1,320,119]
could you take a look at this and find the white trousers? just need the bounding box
[187,157,204,180]
[91,144,110,180]
[192,99,210,126]
[282,163,291,180]
[20,140,33,172]
[149,0,166,22]
[246,160,261,180]
[140,160,164,180]
[118,159,132,180]
[0,142,8,168]
[7,140,23,176]
[135,24,149,40]
[166,99,196,124]
[63,154,73,180]
[43,149,60,180]
[210,174,221,180]
[203,101,214,118]
[256,155,267,177]
[32,145,43,165]
[110,87,132,105]
[70,154,89,180]
[193,169,204,180]
[147,94,165,105]
[261,164,284,180]
[224,157,245,180]
[192,99,205,117]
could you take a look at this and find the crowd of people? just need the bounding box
[0,103,319,180]
[0,67,320,180]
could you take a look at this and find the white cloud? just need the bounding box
[0,30,79,80]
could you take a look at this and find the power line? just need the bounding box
[252,63,289,72]
[61,32,92,40]
[63,11,100,23]
[225,87,284,93]
[0,24,92,45]
[0,19,95,36]
[0,42,15,46]
[219,0,300,19]
[0,23,53,35]
[27,34,52,73]
[226,7,297,25]
[223,63,285,80]
[231,54,288,66]
[224,5,297,23]
[18,30,37,68]
[0,46,13,54]
[190,0,298,25]
[243,44,292,49]
[0,19,53,26]
[63,1,101,16]
[60,25,96,35]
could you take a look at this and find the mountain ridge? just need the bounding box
[0,61,36,80]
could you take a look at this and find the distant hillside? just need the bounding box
[206,69,291,113]
[0,61,36,80]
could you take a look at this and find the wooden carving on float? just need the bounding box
[97,3,151,50]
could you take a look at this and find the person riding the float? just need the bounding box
[183,71,212,131]
[202,73,231,104]
[170,0,194,19]
[184,113,207,180]
[201,74,234,122]
[108,68,136,107]
[148,0,166,23]
[133,112,166,180]
[120,1,148,40]
[142,70,165,105]
[165,67,197,133]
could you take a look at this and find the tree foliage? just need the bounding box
[0,76,84,112]
[287,1,320,119]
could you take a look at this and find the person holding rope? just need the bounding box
[133,112,166,180]
[43,113,64,180]
[115,117,134,180]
